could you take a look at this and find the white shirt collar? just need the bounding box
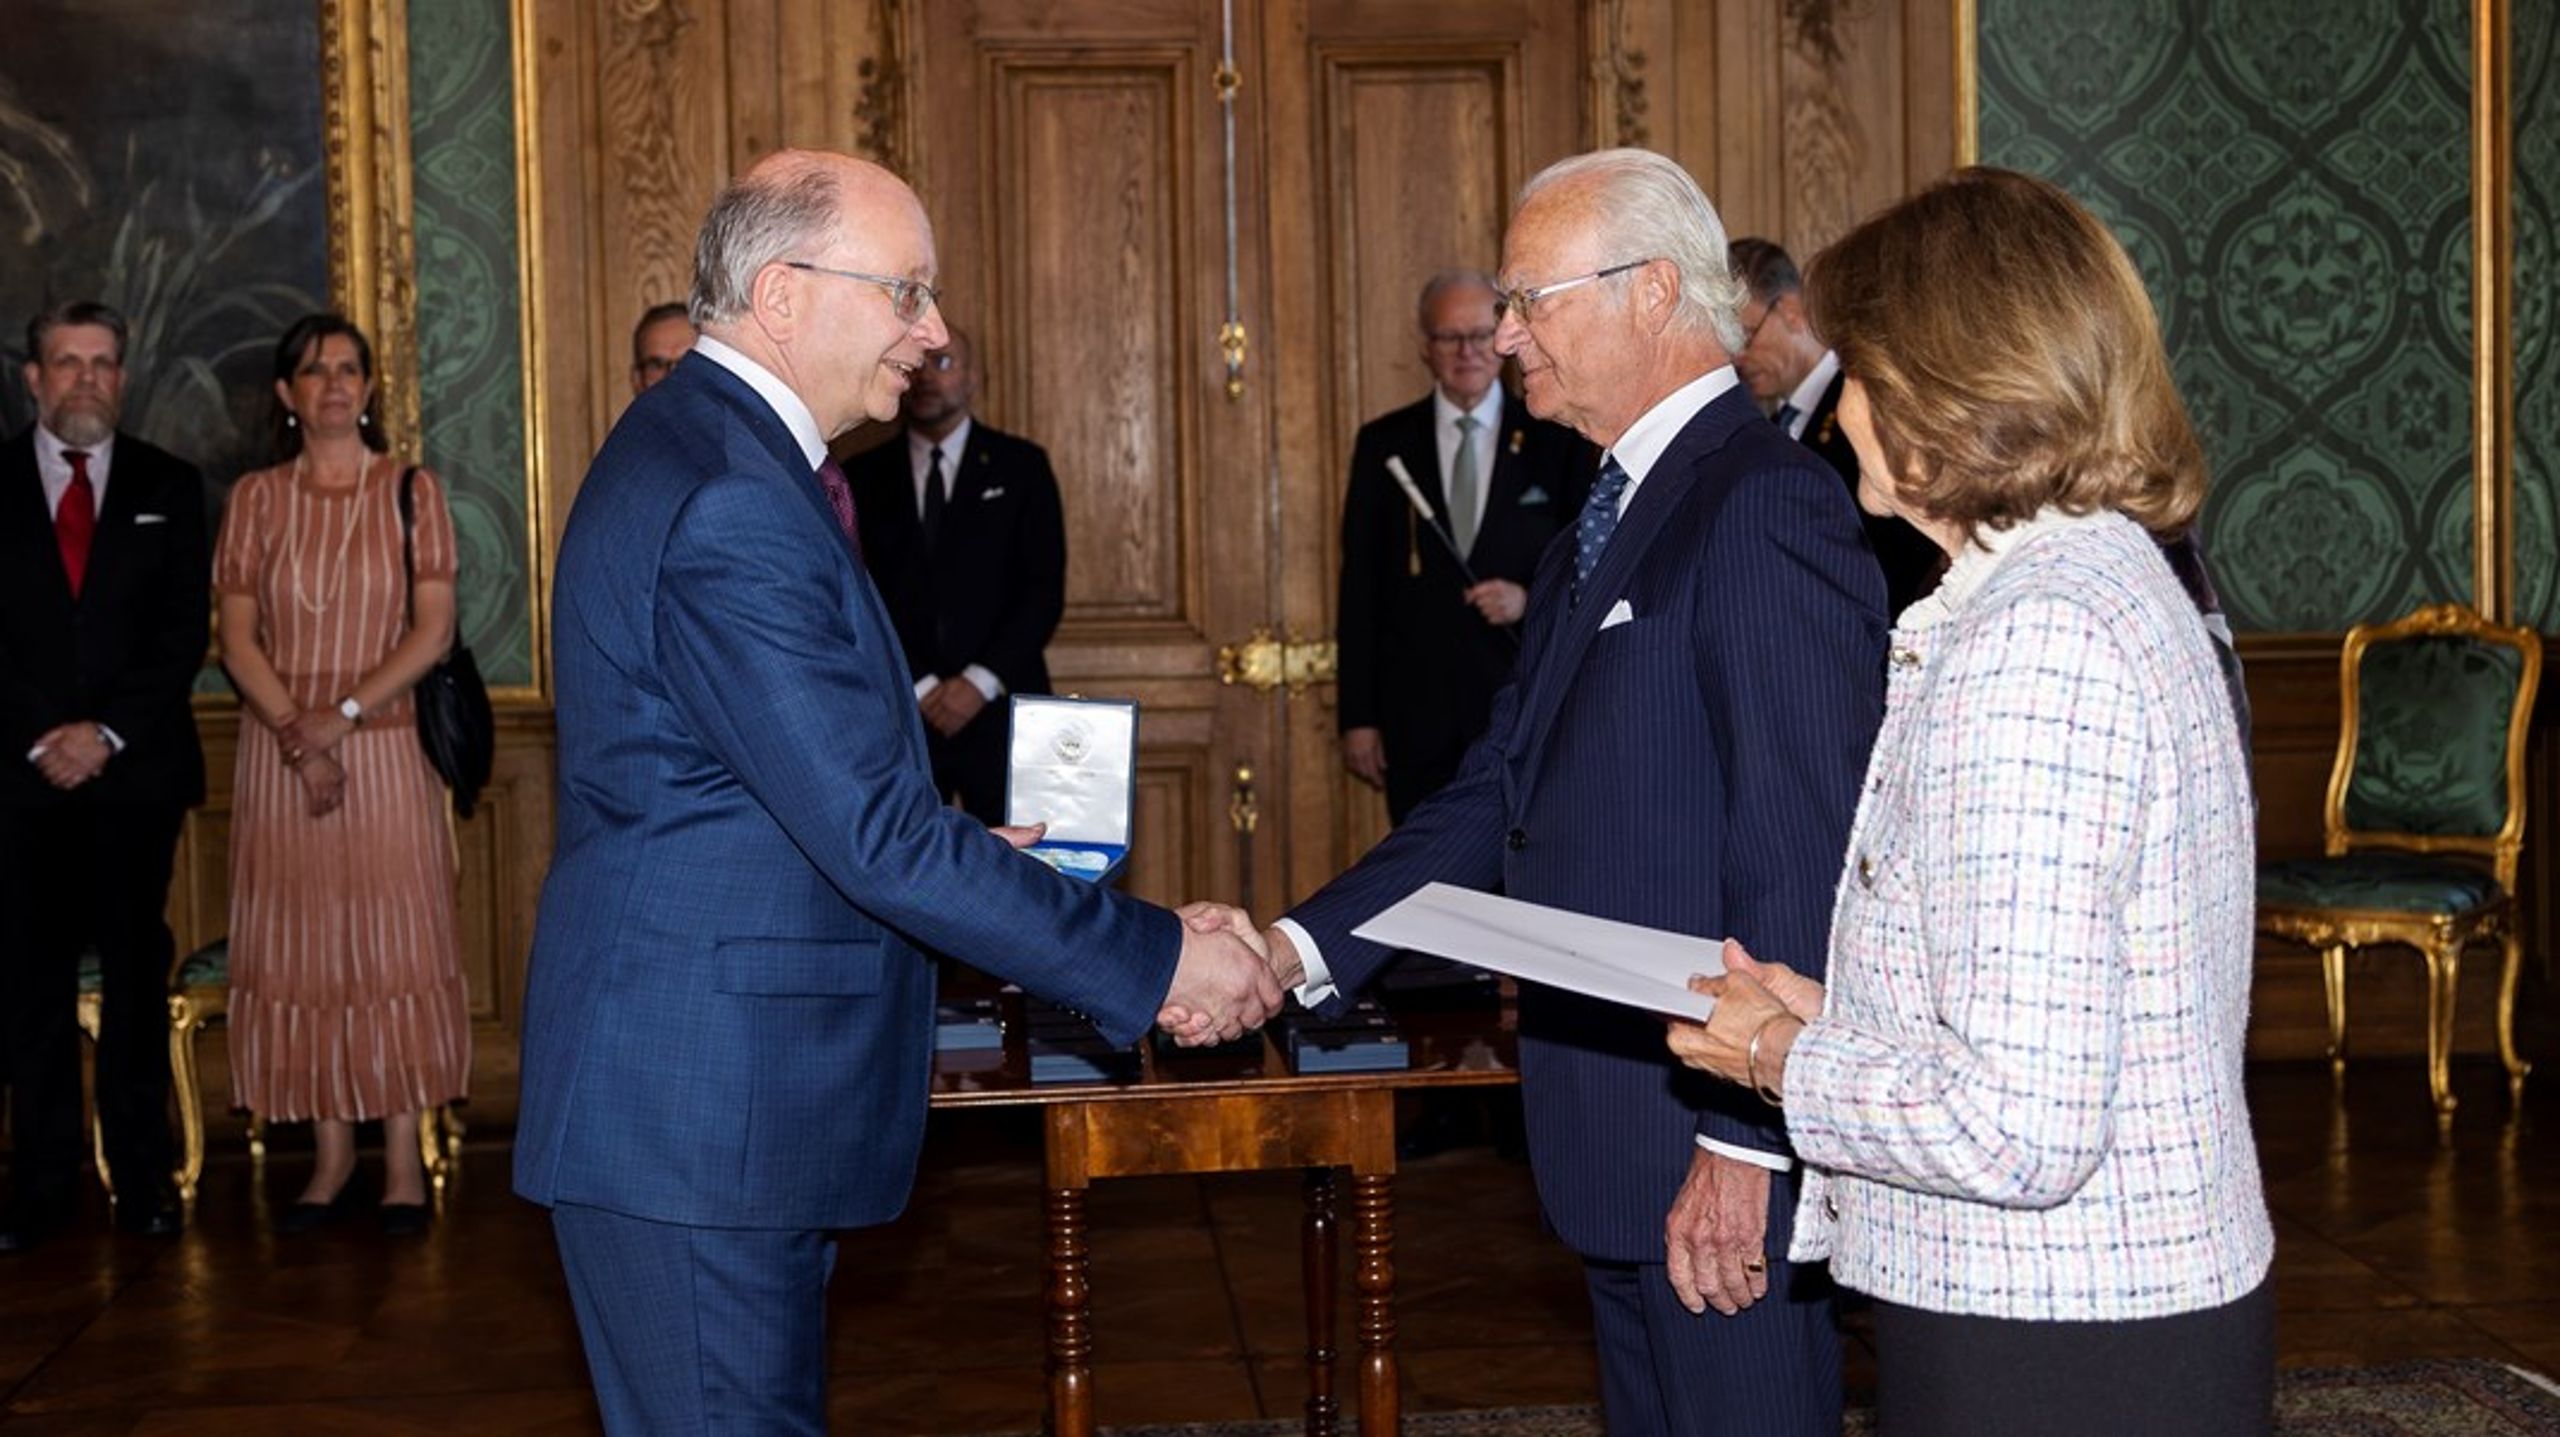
[34,424,115,514]
[909,416,972,473]
[1431,384,1505,433]
[1781,350,1841,436]
[1895,506,2091,632]
[692,334,828,469]
[1600,365,1742,511]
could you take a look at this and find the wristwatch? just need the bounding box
[338,695,365,726]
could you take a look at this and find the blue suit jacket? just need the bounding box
[514,356,1178,1231]
[1290,383,1886,1262]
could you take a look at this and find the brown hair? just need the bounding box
[1803,167,2205,539]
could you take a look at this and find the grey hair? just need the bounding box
[1516,149,1747,352]
[1415,268,1500,328]
[689,165,843,327]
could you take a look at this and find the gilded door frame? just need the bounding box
[319,0,556,701]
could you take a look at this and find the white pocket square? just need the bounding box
[134,513,168,525]
[980,486,1005,500]
[1599,598,1634,629]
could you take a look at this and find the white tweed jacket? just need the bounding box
[1783,508,2273,1321]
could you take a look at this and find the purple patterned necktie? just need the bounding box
[816,456,862,564]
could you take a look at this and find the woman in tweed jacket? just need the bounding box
[1667,168,2273,1436]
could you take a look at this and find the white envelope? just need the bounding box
[1352,882,1722,1019]
[1599,598,1634,630]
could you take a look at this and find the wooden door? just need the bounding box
[913,0,1586,917]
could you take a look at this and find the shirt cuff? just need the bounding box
[913,675,940,701]
[1272,917,1338,1007]
[961,665,1004,703]
[1696,1134,1795,1173]
[96,723,125,754]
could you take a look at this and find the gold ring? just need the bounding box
[1743,1258,1767,1273]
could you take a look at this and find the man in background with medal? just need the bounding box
[1334,269,1591,823]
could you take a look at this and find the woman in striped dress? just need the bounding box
[213,313,469,1237]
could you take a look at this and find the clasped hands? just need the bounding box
[28,721,112,790]
[1154,907,1314,1047]
[273,709,355,817]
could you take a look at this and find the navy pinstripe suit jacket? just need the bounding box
[1291,383,1887,1262]
[514,356,1177,1232]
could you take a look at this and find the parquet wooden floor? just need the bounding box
[2,1060,2553,1433]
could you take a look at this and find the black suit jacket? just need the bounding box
[848,421,1066,700]
[0,427,209,810]
[1797,370,1944,617]
[1336,392,1592,817]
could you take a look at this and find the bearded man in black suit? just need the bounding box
[0,301,209,1249]
[1336,270,1592,823]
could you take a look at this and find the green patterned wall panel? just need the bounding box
[1979,0,2475,633]
[409,0,534,687]
[2520,0,2560,630]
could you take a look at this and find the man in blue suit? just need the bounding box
[1259,151,1887,1434]
[516,150,1281,1434]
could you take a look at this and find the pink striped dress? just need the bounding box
[213,458,470,1122]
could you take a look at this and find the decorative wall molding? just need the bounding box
[1783,0,1865,252]
[600,0,701,310]
[1590,0,1651,147]
[854,0,917,179]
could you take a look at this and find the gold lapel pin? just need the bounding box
[1508,429,1524,455]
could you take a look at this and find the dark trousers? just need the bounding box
[0,800,185,1210]
[1873,1277,2275,1437]
[553,1201,840,1435]
[927,698,1009,825]
[1580,1234,1842,1435]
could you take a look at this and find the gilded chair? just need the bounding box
[75,939,231,1204]
[2257,602,2539,1120]
[80,940,458,1202]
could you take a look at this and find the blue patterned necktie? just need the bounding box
[1574,455,1631,605]
[1773,401,1802,437]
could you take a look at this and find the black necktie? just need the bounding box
[921,446,947,553]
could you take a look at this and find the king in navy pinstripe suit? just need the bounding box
[517,151,1280,1435]
[1263,152,1886,1435]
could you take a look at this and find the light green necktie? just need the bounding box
[1450,414,1482,556]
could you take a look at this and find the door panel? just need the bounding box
[915,0,1584,915]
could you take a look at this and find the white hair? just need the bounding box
[1416,268,1501,328]
[689,165,841,327]
[1516,149,1747,352]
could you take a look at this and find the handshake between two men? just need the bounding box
[1153,903,1316,1046]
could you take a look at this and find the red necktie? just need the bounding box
[57,449,97,598]
[817,456,863,565]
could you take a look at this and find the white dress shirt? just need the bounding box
[1430,385,1507,546]
[1279,365,1781,1169]
[900,416,1002,706]
[35,423,115,518]
[1777,351,1841,441]
[25,425,126,760]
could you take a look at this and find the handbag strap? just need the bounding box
[395,464,420,630]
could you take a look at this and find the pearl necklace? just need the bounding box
[289,450,376,615]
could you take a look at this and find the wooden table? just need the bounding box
[928,1000,1517,1437]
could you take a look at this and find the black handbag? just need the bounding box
[397,467,495,817]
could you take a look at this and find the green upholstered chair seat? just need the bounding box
[2258,852,2505,916]
[176,940,228,988]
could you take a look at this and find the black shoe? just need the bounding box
[379,1202,430,1238]
[275,1184,361,1235]
[115,1184,185,1238]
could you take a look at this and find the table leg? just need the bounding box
[1303,1167,1341,1436]
[1045,1183,1095,1437]
[1353,1173,1397,1434]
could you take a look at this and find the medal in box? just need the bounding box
[1004,694,1137,883]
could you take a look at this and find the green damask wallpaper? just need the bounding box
[1978,0,2475,633]
[409,0,534,687]
[2519,0,2559,630]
